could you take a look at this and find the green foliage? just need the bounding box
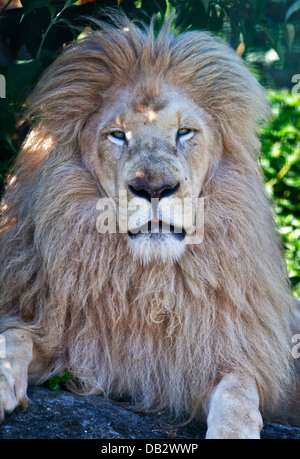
[48,371,72,392]
[261,90,300,297]
[0,0,299,297]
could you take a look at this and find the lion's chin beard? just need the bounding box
[127,221,186,265]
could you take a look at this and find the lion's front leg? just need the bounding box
[0,329,35,421]
[205,372,263,439]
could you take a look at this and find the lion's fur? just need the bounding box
[0,12,295,420]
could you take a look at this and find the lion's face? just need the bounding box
[83,86,218,264]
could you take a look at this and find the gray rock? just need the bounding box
[0,386,300,439]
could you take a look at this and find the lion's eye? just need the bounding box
[108,130,127,146]
[110,130,126,140]
[177,128,191,136]
[176,127,194,143]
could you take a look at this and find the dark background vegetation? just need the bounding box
[0,0,299,296]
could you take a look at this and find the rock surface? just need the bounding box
[0,386,300,439]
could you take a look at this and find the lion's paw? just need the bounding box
[0,361,30,421]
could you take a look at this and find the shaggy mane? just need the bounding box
[0,12,294,420]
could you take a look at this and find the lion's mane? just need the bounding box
[0,13,294,420]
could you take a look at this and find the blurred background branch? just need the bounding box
[0,0,299,295]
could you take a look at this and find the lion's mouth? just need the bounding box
[128,219,186,241]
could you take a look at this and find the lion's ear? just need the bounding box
[24,38,111,148]
[25,40,107,148]
[24,16,146,149]
[168,31,271,156]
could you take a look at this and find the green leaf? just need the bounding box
[7,59,42,106]
[48,372,72,392]
[0,99,17,153]
[252,0,268,23]
[21,0,53,14]
[285,0,300,22]
[200,0,209,13]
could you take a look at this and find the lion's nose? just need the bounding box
[128,181,180,202]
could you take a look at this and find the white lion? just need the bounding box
[0,13,299,438]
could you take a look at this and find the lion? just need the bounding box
[0,12,299,438]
